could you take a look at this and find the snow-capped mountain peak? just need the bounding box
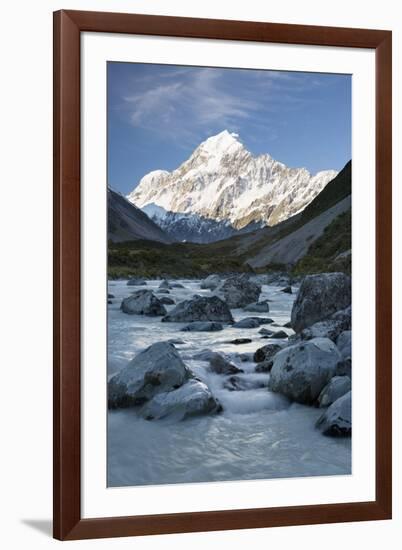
[126,130,338,243]
[196,130,244,157]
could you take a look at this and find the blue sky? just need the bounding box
[108,62,351,196]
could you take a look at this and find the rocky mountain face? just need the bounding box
[234,160,352,271]
[108,188,172,244]
[127,130,337,243]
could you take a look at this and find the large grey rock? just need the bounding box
[200,274,221,290]
[127,278,147,286]
[233,317,273,328]
[318,376,351,407]
[233,317,260,329]
[254,343,284,363]
[121,290,167,316]
[244,301,270,313]
[162,295,234,323]
[291,273,351,333]
[140,379,221,420]
[268,338,341,404]
[337,330,352,359]
[218,274,261,308]
[316,391,352,436]
[181,321,223,332]
[108,342,191,409]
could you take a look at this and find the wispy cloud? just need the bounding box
[118,65,337,146]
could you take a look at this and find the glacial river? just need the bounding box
[107,279,351,487]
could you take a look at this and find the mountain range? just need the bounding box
[126,130,338,243]
[108,160,351,278]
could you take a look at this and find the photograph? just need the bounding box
[106,61,352,488]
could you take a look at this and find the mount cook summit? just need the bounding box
[126,130,338,243]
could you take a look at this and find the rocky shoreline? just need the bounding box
[108,271,352,437]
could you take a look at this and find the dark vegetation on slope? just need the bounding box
[108,239,251,279]
[292,210,351,275]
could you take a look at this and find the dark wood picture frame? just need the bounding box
[53,9,392,541]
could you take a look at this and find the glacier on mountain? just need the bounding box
[127,130,338,243]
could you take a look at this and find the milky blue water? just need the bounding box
[107,279,351,487]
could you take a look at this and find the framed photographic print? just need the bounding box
[53,10,392,540]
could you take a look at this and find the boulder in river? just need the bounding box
[233,317,260,329]
[108,342,191,409]
[159,279,171,289]
[170,282,185,288]
[200,274,221,290]
[270,330,288,340]
[291,273,351,333]
[234,317,273,328]
[281,286,292,294]
[159,296,175,305]
[181,321,223,332]
[244,300,270,313]
[227,338,252,345]
[223,375,267,391]
[121,290,167,316]
[316,391,352,436]
[192,349,243,374]
[217,274,261,308]
[254,343,284,363]
[300,319,345,342]
[335,358,352,378]
[127,278,147,286]
[318,376,351,407]
[162,295,234,323]
[336,330,352,360]
[255,360,274,373]
[258,327,274,337]
[157,289,171,294]
[140,379,221,421]
[268,337,341,404]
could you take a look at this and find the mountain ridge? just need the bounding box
[127,130,338,243]
[108,188,173,244]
